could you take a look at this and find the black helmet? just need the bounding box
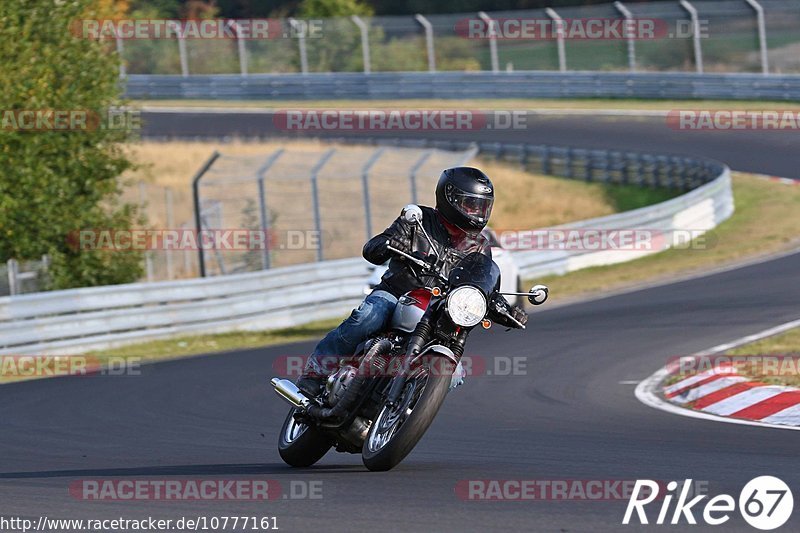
[435,167,494,232]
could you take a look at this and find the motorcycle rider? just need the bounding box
[296,166,528,396]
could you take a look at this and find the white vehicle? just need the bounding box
[364,227,522,304]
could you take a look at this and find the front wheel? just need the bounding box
[278,408,332,467]
[362,361,453,471]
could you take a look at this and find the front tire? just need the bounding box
[278,408,332,467]
[362,361,453,471]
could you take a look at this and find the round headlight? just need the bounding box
[447,286,487,327]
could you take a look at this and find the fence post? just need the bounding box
[255,149,285,270]
[351,16,371,74]
[745,0,769,75]
[167,21,189,77]
[545,8,567,72]
[165,187,175,280]
[414,14,436,72]
[192,151,221,277]
[7,259,19,296]
[614,1,637,72]
[680,0,704,74]
[310,149,336,262]
[289,18,309,74]
[408,150,433,204]
[231,21,248,76]
[360,148,385,242]
[478,12,499,73]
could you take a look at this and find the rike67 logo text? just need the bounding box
[623,477,793,530]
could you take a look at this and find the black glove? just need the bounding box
[385,237,410,255]
[511,305,528,327]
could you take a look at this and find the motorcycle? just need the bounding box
[270,205,549,471]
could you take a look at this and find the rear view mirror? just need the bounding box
[402,204,423,224]
[528,285,549,305]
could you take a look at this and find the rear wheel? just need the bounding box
[362,360,453,471]
[278,408,332,467]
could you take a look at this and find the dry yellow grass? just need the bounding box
[121,140,618,232]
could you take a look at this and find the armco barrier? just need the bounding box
[0,141,732,356]
[125,71,800,101]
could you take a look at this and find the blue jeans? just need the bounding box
[305,290,398,377]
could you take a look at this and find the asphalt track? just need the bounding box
[1,112,798,532]
[140,110,800,179]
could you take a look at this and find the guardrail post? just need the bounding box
[614,1,637,72]
[360,148,385,242]
[255,149,285,270]
[231,21,248,76]
[351,16,371,74]
[289,18,309,74]
[408,150,432,204]
[478,12,499,73]
[169,21,189,77]
[745,0,769,75]
[192,151,221,277]
[680,0,704,74]
[310,149,336,262]
[545,8,567,72]
[414,14,436,72]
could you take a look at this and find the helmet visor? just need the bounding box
[450,190,493,223]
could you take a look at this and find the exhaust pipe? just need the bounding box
[270,378,312,409]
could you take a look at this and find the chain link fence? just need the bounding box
[190,143,476,277]
[117,1,800,76]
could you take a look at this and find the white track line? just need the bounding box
[635,317,800,432]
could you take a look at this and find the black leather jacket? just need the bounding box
[363,206,491,298]
[363,207,525,328]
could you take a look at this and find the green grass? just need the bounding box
[526,172,800,302]
[726,328,800,387]
[88,317,345,360]
[665,327,800,388]
[601,184,681,212]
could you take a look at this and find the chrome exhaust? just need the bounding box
[270,378,312,409]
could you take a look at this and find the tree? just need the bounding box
[0,0,143,289]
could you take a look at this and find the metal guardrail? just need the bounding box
[0,141,732,356]
[125,71,800,101]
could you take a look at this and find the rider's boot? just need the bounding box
[295,373,326,398]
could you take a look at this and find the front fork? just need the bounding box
[385,308,467,406]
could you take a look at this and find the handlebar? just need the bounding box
[386,244,431,270]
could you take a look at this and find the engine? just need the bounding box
[325,365,359,407]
